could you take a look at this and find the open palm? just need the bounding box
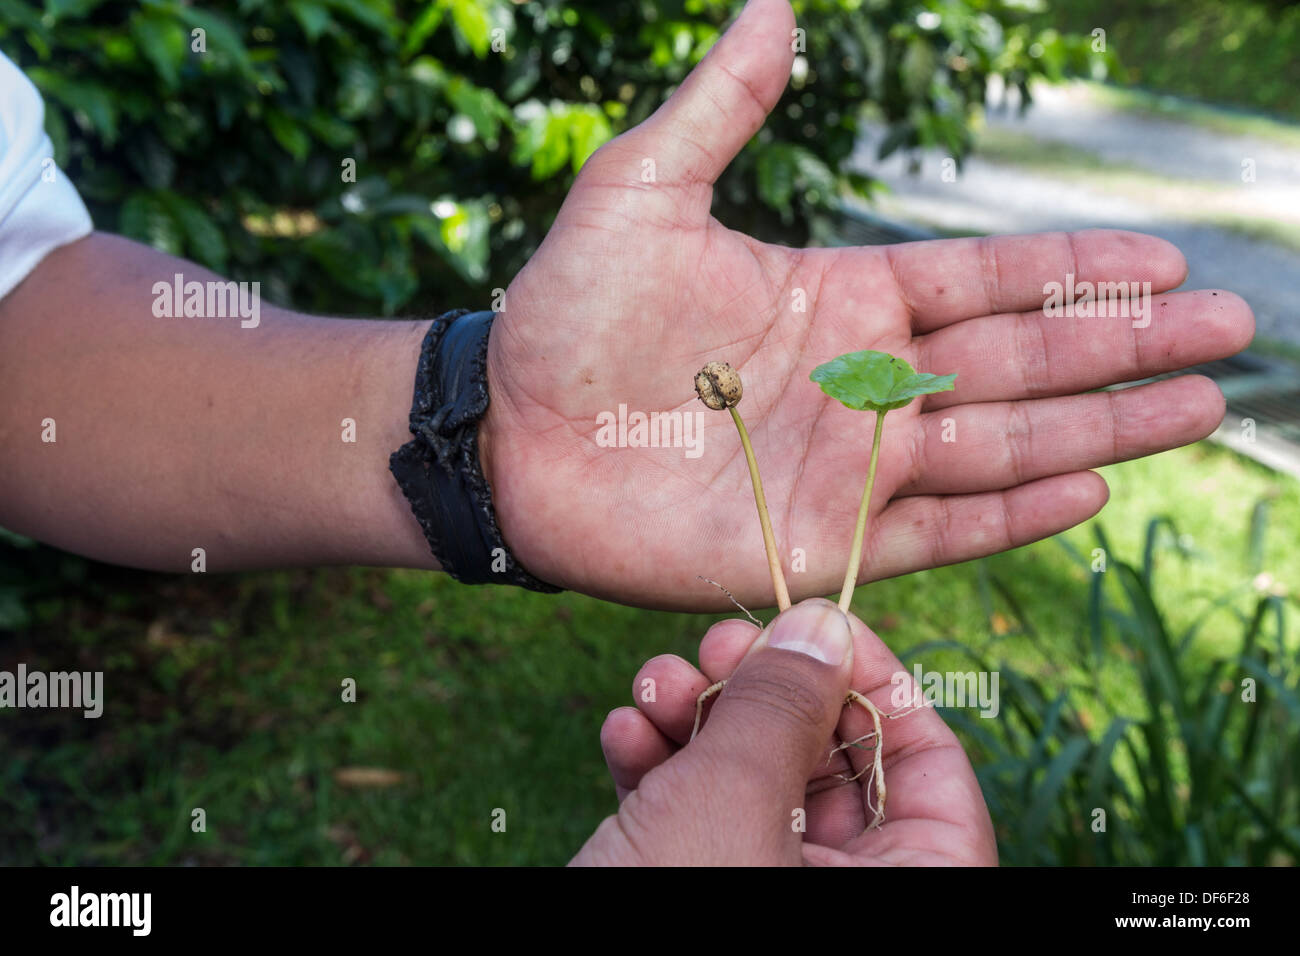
[481,0,1252,610]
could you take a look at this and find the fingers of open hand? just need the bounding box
[883,229,1189,332]
[915,289,1254,411]
[896,374,1226,497]
[868,470,1110,582]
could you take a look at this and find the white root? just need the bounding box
[827,693,925,830]
[696,576,762,627]
[690,680,727,742]
[689,682,922,832]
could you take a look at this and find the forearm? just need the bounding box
[0,232,439,572]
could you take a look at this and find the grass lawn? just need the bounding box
[2,436,1296,865]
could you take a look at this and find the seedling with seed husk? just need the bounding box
[691,351,955,829]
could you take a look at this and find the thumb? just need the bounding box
[684,598,853,833]
[632,0,795,187]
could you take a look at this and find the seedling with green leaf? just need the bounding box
[691,350,956,828]
[809,350,956,611]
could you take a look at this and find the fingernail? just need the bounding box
[763,600,851,665]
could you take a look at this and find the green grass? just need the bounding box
[2,438,1297,865]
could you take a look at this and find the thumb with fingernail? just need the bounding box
[579,597,855,865]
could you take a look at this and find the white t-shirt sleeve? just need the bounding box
[0,50,94,301]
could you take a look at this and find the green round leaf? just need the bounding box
[810,349,956,412]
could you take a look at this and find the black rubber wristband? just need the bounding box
[389,309,561,593]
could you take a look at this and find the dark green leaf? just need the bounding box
[265,109,311,162]
[289,1,334,42]
[567,105,611,172]
[159,192,229,270]
[321,0,395,37]
[756,143,796,211]
[118,191,183,255]
[445,76,508,143]
[402,2,445,59]
[810,350,956,412]
[129,12,188,90]
[28,68,119,144]
[449,0,491,57]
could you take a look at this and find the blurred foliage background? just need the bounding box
[1,0,1103,315]
[1,0,1297,866]
[1043,0,1300,121]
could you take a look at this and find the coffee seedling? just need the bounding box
[693,361,791,611]
[809,350,956,611]
[691,351,956,829]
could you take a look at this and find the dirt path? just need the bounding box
[851,82,1300,347]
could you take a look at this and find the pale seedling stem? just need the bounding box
[729,405,791,613]
[837,410,886,613]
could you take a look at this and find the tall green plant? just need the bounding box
[918,505,1299,866]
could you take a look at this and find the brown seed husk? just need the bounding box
[695,361,743,410]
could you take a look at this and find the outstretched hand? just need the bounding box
[572,599,997,866]
[480,0,1253,610]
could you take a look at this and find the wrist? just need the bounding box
[344,318,444,570]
